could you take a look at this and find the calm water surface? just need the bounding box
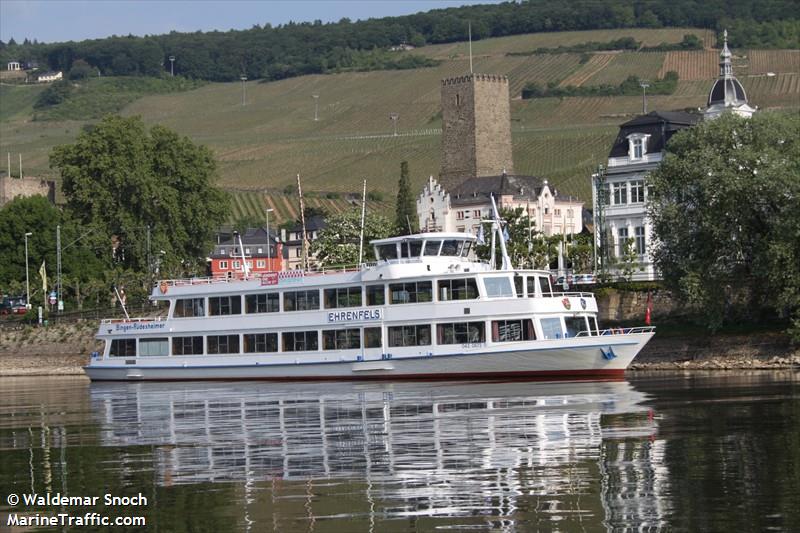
[1,372,798,532]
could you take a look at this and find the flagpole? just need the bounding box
[358,179,367,265]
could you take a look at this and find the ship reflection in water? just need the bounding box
[89,379,661,530]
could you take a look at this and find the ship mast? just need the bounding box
[297,173,309,271]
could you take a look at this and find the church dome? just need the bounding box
[707,77,748,107]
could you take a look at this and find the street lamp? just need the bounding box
[312,94,319,121]
[640,81,650,114]
[24,232,32,309]
[240,75,247,106]
[168,55,176,77]
[389,112,399,136]
[265,208,274,268]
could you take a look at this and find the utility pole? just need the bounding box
[169,55,175,76]
[312,94,319,121]
[24,232,32,309]
[56,225,62,312]
[594,164,608,278]
[19,153,22,179]
[265,208,274,269]
[240,75,247,106]
[389,113,399,136]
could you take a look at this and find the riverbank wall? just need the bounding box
[0,320,797,376]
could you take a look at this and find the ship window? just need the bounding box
[109,338,136,357]
[283,290,320,311]
[437,278,478,301]
[492,319,535,342]
[526,276,537,297]
[514,276,523,297]
[409,241,423,257]
[564,317,587,338]
[461,241,473,257]
[364,327,382,348]
[540,318,563,340]
[172,336,204,355]
[366,285,385,306]
[245,293,279,313]
[139,338,169,356]
[244,333,278,353]
[322,328,361,350]
[436,322,485,345]
[207,334,240,354]
[209,295,241,316]
[388,324,431,347]
[174,298,205,318]
[538,275,552,296]
[591,316,599,335]
[484,277,515,298]
[440,240,462,256]
[423,240,441,256]
[282,331,319,352]
[377,244,398,260]
[389,281,432,304]
[324,286,362,309]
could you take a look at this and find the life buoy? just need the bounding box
[159,281,168,294]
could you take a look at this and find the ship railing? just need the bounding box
[100,316,167,325]
[548,292,596,298]
[574,326,656,337]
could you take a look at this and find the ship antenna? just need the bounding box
[234,230,250,279]
[297,173,309,271]
[490,194,512,270]
[358,179,367,265]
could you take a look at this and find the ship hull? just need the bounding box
[84,333,652,381]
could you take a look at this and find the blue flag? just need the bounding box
[502,226,510,243]
[476,224,485,245]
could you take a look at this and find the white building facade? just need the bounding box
[418,174,583,237]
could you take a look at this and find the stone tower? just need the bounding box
[440,74,513,185]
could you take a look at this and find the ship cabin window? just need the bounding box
[389,281,433,304]
[540,318,563,340]
[440,239,462,256]
[209,295,242,316]
[483,276,515,298]
[139,338,169,356]
[172,336,204,355]
[324,286,362,309]
[109,338,136,357]
[245,293,279,314]
[322,328,361,350]
[366,285,385,306]
[539,276,552,297]
[207,334,240,354]
[173,298,205,318]
[526,276,537,297]
[438,278,478,301]
[376,244,398,261]
[436,322,485,344]
[282,331,319,352]
[388,324,431,347]
[244,333,278,353]
[399,240,424,258]
[591,316,599,335]
[364,327,382,348]
[461,241,472,257]
[283,290,320,311]
[514,276,523,297]
[564,316,588,338]
[492,319,535,342]
[423,240,442,256]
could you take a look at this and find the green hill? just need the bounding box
[1,28,798,224]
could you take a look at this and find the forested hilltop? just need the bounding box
[1,0,797,82]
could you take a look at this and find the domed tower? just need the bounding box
[704,30,756,120]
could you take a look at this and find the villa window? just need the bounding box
[630,180,645,203]
[473,210,481,218]
[256,259,266,268]
[613,183,627,205]
[244,333,278,353]
[219,261,228,269]
[617,227,629,257]
[632,138,644,159]
[635,226,646,255]
[456,211,465,220]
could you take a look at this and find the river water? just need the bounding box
[1,372,798,532]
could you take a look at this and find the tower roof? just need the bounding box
[706,29,749,109]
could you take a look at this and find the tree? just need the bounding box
[395,161,417,234]
[311,208,392,266]
[475,207,554,269]
[617,237,641,281]
[647,112,800,337]
[50,115,230,277]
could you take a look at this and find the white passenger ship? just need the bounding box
[85,212,654,381]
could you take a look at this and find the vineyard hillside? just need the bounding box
[1,27,798,224]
